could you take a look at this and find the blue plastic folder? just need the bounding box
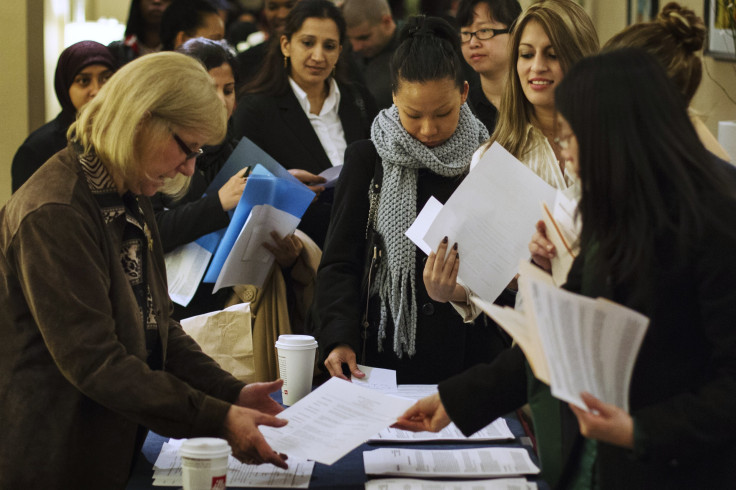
[206,137,300,194]
[202,166,315,283]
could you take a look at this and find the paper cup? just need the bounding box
[180,438,230,490]
[275,334,318,405]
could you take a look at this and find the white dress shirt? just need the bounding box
[288,77,347,167]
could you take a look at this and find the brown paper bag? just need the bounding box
[181,303,256,383]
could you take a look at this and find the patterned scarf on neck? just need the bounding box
[370,103,488,357]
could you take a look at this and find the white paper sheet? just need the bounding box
[365,477,537,490]
[369,418,513,442]
[164,241,213,306]
[363,447,540,478]
[513,261,649,411]
[319,165,343,189]
[351,365,398,391]
[152,439,314,488]
[422,142,557,303]
[405,197,443,255]
[259,377,415,465]
[214,204,301,292]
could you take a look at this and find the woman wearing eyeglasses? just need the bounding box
[424,0,598,330]
[0,52,289,489]
[456,0,522,133]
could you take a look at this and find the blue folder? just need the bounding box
[202,166,315,283]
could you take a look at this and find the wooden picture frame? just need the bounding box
[705,0,736,61]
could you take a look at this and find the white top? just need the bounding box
[288,77,347,167]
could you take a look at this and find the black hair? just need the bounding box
[390,15,465,94]
[160,0,219,51]
[176,37,240,84]
[555,48,736,293]
[124,0,146,39]
[242,0,348,97]
[455,0,522,29]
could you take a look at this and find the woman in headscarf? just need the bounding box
[11,40,116,192]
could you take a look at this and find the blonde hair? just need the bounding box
[604,2,705,105]
[69,51,227,196]
[489,0,599,159]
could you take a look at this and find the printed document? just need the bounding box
[474,261,649,411]
[365,478,537,490]
[152,439,313,488]
[363,447,540,478]
[422,143,558,302]
[351,364,397,391]
[259,377,414,465]
[214,204,300,291]
[369,418,513,443]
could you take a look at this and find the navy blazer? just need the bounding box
[232,81,377,247]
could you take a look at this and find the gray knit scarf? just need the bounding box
[370,103,489,357]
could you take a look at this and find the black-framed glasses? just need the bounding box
[460,27,510,43]
[172,132,204,160]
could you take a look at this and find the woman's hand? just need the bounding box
[222,405,289,468]
[263,231,303,269]
[324,344,364,380]
[569,392,634,449]
[393,393,451,432]
[529,220,556,271]
[288,168,327,200]
[423,237,467,303]
[218,167,249,211]
[235,380,284,416]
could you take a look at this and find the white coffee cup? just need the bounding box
[275,334,318,406]
[180,438,230,490]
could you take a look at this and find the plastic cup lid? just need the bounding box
[180,438,231,459]
[275,334,318,350]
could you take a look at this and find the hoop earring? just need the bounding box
[283,55,289,68]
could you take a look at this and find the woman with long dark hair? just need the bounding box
[313,15,508,385]
[397,48,736,488]
[232,0,376,248]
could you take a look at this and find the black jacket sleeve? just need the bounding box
[313,140,376,361]
[438,345,528,436]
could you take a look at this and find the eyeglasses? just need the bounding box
[460,27,510,43]
[554,134,573,150]
[172,132,204,160]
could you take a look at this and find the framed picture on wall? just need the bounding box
[705,0,736,61]
[627,0,659,24]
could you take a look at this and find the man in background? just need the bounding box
[342,0,398,110]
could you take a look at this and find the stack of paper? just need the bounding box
[365,478,537,490]
[472,261,649,411]
[363,447,540,478]
[369,418,513,443]
[152,439,314,487]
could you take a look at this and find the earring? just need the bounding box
[283,55,289,68]
[331,63,336,78]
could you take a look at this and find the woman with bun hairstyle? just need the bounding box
[604,1,730,162]
[11,41,116,192]
[398,48,736,489]
[313,15,508,385]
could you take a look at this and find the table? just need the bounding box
[125,397,549,489]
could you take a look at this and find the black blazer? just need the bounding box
[232,81,377,247]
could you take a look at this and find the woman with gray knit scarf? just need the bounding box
[312,15,511,384]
